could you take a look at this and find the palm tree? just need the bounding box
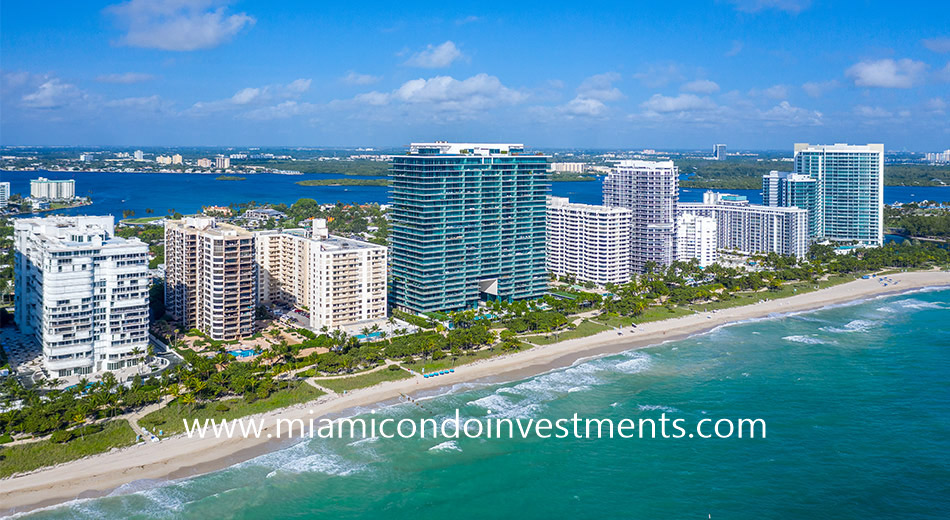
[181,393,197,413]
[72,412,87,441]
[131,347,144,373]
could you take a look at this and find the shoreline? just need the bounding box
[2,270,949,516]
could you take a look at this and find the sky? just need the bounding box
[1,0,948,150]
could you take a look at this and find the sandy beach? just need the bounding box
[2,269,948,515]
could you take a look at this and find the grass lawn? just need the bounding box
[122,216,164,224]
[313,368,413,393]
[0,420,137,478]
[139,383,323,435]
[523,319,610,345]
[687,275,860,313]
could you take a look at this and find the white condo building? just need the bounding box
[215,156,231,169]
[546,196,632,286]
[550,162,587,174]
[679,192,808,259]
[30,177,75,200]
[256,219,387,329]
[603,160,678,272]
[0,181,9,208]
[14,216,150,377]
[794,143,883,246]
[675,213,717,267]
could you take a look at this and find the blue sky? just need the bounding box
[1,0,948,150]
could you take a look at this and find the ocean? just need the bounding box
[2,170,949,218]
[15,288,950,519]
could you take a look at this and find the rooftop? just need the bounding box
[406,142,531,156]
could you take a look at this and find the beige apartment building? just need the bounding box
[256,219,387,329]
[164,217,257,340]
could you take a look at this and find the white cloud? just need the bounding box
[105,0,255,51]
[354,91,390,106]
[284,78,311,95]
[728,0,811,14]
[391,73,524,111]
[96,72,155,84]
[189,78,311,113]
[762,84,789,99]
[924,97,946,114]
[242,101,319,120]
[456,15,480,25]
[633,63,684,88]
[681,79,720,94]
[641,93,716,114]
[104,94,173,113]
[756,101,822,125]
[21,79,86,109]
[922,37,950,53]
[845,59,928,88]
[853,105,893,118]
[802,79,839,98]
[561,97,608,117]
[230,87,262,105]
[937,62,950,82]
[576,72,623,101]
[725,40,743,57]
[342,71,381,85]
[405,41,463,68]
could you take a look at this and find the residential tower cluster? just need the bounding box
[9,140,886,379]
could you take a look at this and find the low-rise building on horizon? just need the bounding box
[30,177,75,200]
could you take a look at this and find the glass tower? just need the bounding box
[762,171,819,238]
[390,142,549,313]
[793,143,884,246]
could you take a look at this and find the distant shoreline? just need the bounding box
[2,270,948,516]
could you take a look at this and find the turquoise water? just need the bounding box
[16,289,950,519]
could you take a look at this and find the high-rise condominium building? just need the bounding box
[256,219,387,329]
[156,155,173,165]
[603,160,678,273]
[215,156,231,169]
[30,177,75,200]
[679,192,808,258]
[546,196,632,286]
[197,158,213,168]
[14,216,150,377]
[714,144,727,161]
[793,143,884,246]
[675,213,718,267]
[550,162,587,174]
[762,170,819,238]
[172,154,183,165]
[133,150,144,161]
[390,142,549,313]
[924,150,950,164]
[164,218,257,340]
[0,181,9,208]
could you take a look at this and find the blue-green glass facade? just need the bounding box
[762,172,819,238]
[390,148,550,313]
[794,144,883,246]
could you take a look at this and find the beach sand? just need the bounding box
[2,270,948,515]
